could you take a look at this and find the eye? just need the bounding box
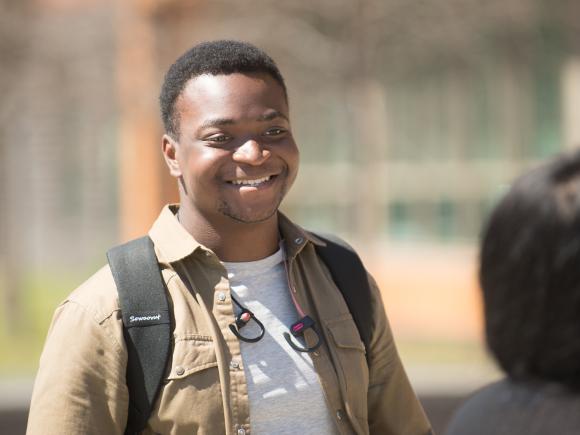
[264,127,286,137]
[205,133,231,144]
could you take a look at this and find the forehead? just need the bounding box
[176,73,288,123]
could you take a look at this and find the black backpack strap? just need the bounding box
[313,233,374,364]
[106,236,172,435]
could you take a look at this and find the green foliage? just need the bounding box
[0,272,81,376]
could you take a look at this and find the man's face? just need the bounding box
[164,73,299,224]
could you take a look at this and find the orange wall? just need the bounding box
[360,243,483,342]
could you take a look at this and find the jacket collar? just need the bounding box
[277,212,324,259]
[148,205,204,263]
[149,204,324,263]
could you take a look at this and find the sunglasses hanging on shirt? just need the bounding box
[229,294,322,352]
[227,246,322,353]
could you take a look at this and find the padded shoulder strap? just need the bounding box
[107,236,172,435]
[312,233,374,364]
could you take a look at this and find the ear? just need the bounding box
[162,134,182,178]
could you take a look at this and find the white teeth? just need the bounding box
[231,176,271,186]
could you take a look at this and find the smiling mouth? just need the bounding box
[226,175,276,187]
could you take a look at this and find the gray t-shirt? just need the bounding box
[222,246,338,435]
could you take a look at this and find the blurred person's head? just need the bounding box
[480,148,580,388]
[159,40,287,139]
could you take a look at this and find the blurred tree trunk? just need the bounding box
[116,0,164,242]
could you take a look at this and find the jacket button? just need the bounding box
[237,428,246,435]
[294,237,304,244]
[230,360,240,370]
[336,410,344,421]
[175,366,185,376]
[217,292,226,302]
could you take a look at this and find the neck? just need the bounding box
[178,205,280,262]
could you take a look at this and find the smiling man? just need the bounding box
[27,41,432,435]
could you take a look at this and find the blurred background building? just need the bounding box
[2,0,580,432]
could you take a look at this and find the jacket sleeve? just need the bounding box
[27,300,128,435]
[366,274,433,435]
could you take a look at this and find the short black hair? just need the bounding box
[159,40,287,138]
[480,148,580,388]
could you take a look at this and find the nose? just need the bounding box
[232,139,271,166]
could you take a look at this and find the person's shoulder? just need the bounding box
[446,378,530,435]
[447,378,580,435]
[65,264,120,323]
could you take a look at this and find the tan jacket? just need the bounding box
[27,205,432,435]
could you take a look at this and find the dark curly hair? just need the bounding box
[480,148,580,388]
[159,40,287,139]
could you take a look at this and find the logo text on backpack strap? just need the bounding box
[122,309,170,328]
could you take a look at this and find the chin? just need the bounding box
[217,188,287,224]
[218,203,279,224]
[227,210,278,224]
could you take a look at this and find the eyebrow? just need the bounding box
[257,110,289,122]
[199,111,289,130]
[199,117,236,130]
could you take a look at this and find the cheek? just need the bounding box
[182,148,226,187]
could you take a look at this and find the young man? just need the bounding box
[27,40,431,435]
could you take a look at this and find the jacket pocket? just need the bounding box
[325,316,369,431]
[147,335,224,434]
[166,334,218,380]
[327,317,366,353]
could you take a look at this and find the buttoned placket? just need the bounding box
[203,249,251,435]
